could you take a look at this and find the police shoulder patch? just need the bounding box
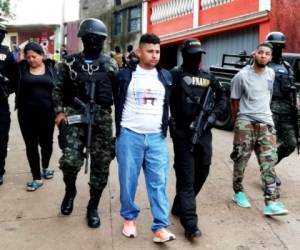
[0,53,7,61]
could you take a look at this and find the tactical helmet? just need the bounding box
[181,38,206,54]
[77,18,107,38]
[0,23,7,33]
[265,31,286,45]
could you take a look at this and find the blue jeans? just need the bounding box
[116,128,170,232]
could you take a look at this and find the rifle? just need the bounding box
[67,63,99,173]
[190,86,215,151]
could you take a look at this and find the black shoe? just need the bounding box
[61,195,75,215]
[0,175,3,185]
[185,227,202,239]
[86,188,102,228]
[86,208,101,228]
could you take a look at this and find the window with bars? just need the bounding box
[128,6,141,33]
[114,11,122,35]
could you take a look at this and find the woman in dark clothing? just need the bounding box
[15,42,56,191]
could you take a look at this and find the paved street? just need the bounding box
[1,97,300,250]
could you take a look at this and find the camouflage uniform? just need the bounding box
[58,106,114,191]
[53,52,117,192]
[230,119,279,201]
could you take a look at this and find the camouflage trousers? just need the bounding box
[273,113,297,164]
[58,106,115,192]
[230,119,279,201]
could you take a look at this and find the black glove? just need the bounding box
[204,113,217,130]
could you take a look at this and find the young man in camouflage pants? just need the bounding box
[230,42,288,216]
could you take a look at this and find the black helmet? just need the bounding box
[181,38,206,54]
[265,31,286,45]
[0,23,7,33]
[77,18,107,38]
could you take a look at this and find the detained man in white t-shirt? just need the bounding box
[114,33,175,243]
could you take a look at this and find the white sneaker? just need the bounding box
[153,228,176,243]
[122,220,137,238]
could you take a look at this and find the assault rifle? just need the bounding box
[67,64,99,173]
[190,86,215,151]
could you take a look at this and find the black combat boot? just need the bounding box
[61,175,77,215]
[185,226,202,239]
[86,189,102,228]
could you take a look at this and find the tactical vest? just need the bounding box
[269,62,294,99]
[62,54,112,108]
[177,67,211,119]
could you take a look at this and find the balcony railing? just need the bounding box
[150,0,194,24]
[201,0,233,10]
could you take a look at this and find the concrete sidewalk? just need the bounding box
[1,101,300,250]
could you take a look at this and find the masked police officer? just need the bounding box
[53,18,117,228]
[265,32,297,181]
[0,24,16,185]
[170,38,227,238]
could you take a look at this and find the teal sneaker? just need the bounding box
[42,169,54,179]
[232,192,251,208]
[26,180,43,192]
[263,201,288,216]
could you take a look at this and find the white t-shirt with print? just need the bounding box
[121,65,165,133]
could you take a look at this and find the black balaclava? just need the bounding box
[0,31,5,45]
[182,51,202,74]
[82,33,105,60]
[271,43,283,64]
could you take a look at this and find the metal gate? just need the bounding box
[201,26,259,70]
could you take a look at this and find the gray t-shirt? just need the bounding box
[231,65,275,126]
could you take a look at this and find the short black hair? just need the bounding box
[139,33,160,46]
[127,44,133,52]
[256,42,273,51]
[115,46,121,53]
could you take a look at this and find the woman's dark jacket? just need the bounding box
[13,59,56,110]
